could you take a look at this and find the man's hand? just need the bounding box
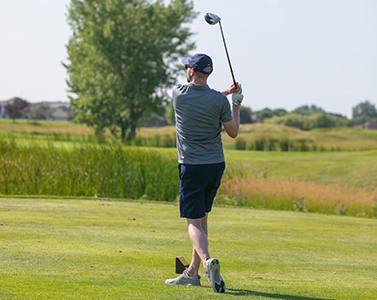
[222,82,241,96]
[232,83,243,106]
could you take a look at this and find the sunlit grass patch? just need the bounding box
[217,176,377,217]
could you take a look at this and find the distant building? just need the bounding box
[142,116,168,127]
[41,101,71,121]
[356,122,377,130]
[50,107,70,121]
[0,98,71,121]
[42,101,70,111]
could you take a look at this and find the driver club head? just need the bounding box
[204,12,221,25]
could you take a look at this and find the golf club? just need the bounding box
[204,12,237,87]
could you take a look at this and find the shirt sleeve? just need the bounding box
[220,96,233,123]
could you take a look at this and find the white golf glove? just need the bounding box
[232,84,244,106]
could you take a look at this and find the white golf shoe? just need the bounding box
[205,258,225,293]
[165,269,201,286]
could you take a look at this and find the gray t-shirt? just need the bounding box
[173,83,233,164]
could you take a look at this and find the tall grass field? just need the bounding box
[1,120,377,218]
[0,139,177,201]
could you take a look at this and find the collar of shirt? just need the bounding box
[188,83,209,90]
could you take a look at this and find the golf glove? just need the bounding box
[232,84,244,106]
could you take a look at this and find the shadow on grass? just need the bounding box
[226,288,333,300]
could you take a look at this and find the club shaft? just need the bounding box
[219,21,237,87]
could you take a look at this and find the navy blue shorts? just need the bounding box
[179,162,225,219]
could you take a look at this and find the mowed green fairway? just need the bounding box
[1,198,376,299]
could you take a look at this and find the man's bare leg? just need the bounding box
[186,213,209,277]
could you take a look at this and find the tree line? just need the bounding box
[228,101,377,131]
[164,101,377,130]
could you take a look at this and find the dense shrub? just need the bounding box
[264,113,352,130]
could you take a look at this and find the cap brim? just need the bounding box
[182,57,190,65]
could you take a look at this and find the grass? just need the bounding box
[1,119,377,217]
[224,150,377,191]
[1,129,377,217]
[222,123,377,151]
[2,120,377,191]
[0,119,95,136]
[220,151,377,217]
[218,177,377,217]
[2,120,377,152]
[0,198,376,299]
[0,140,178,200]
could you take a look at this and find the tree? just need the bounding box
[255,108,287,123]
[352,100,377,119]
[352,100,377,126]
[65,0,196,141]
[165,101,175,125]
[309,113,336,129]
[265,112,352,130]
[257,108,274,122]
[23,103,50,120]
[334,117,353,128]
[240,106,252,124]
[292,104,324,116]
[272,108,288,117]
[4,98,30,123]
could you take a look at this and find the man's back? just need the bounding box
[173,83,232,164]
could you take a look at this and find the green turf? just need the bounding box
[1,198,376,299]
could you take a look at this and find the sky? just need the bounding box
[0,0,376,118]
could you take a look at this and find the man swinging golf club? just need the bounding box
[165,53,244,293]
